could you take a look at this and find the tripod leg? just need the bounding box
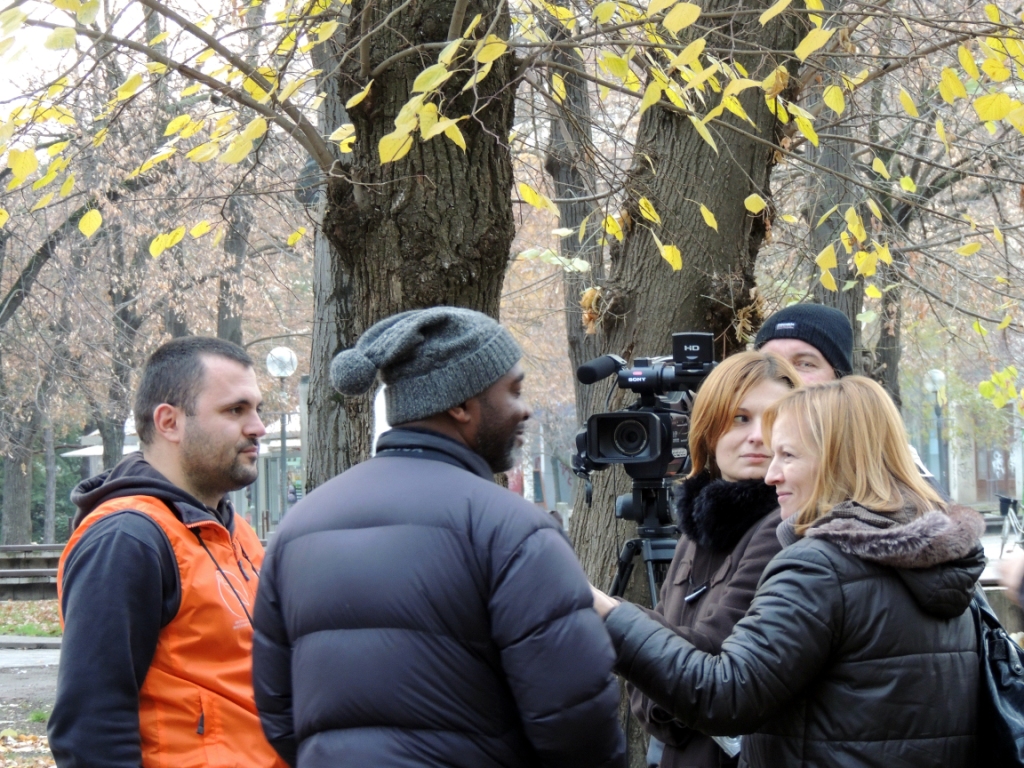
[645,558,660,608]
[610,540,640,598]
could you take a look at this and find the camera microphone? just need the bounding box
[576,355,627,384]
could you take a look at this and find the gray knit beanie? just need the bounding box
[329,307,522,424]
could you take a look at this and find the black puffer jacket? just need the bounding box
[252,428,626,768]
[607,502,985,768]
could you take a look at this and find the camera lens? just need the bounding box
[613,419,649,457]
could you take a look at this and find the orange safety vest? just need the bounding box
[58,495,287,768]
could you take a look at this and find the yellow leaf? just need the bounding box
[316,20,339,42]
[982,56,1011,82]
[854,249,877,277]
[761,65,789,97]
[959,45,980,80]
[648,0,678,16]
[166,227,185,249]
[660,242,682,270]
[973,319,989,336]
[998,314,1012,330]
[700,204,718,231]
[145,62,167,74]
[819,269,837,291]
[149,31,168,45]
[7,148,38,181]
[54,0,81,11]
[974,92,1015,122]
[329,123,356,142]
[59,173,74,197]
[935,118,950,155]
[475,35,508,64]
[603,214,624,241]
[744,193,767,214]
[956,241,981,256]
[985,3,1000,22]
[190,221,211,238]
[419,104,439,137]
[241,117,268,141]
[865,284,882,299]
[875,242,892,264]
[217,138,252,164]
[639,197,661,224]
[164,115,191,136]
[899,176,916,192]
[44,27,76,50]
[0,208,7,228]
[92,127,108,147]
[816,204,838,227]
[518,182,559,216]
[794,115,818,146]
[823,84,845,115]
[412,63,452,94]
[187,142,219,163]
[844,206,866,243]
[463,12,483,36]
[871,156,890,179]
[461,61,493,92]
[938,68,966,104]
[593,1,617,23]
[77,0,99,24]
[149,233,168,258]
[32,170,57,190]
[438,39,462,67]
[180,83,202,97]
[759,0,791,25]
[898,88,919,118]
[794,27,834,61]
[379,129,414,164]
[671,38,705,70]
[578,214,588,243]
[994,226,1005,244]
[640,82,662,114]
[840,231,853,253]
[346,80,373,109]
[867,199,882,220]
[196,48,215,64]
[815,243,837,269]
[689,115,718,153]
[287,227,306,246]
[781,214,798,223]
[444,122,466,151]
[662,3,700,34]
[552,73,566,103]
[30,192,53,211]
[79,208,101,237]
[723,78,760,98]
[116,72,143,101]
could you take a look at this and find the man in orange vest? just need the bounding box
[49,337,287,768]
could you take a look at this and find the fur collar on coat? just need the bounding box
[673,472,779,552]
[805,501,984,569]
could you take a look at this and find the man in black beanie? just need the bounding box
[754,303,944,496]
[252,307,626,768]
[754,303,854,384]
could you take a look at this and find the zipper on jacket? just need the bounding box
[684,582,709,602]
[197,712,204,735]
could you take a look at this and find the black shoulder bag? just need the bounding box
[972,588,1024,766]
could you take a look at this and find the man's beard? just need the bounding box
[475,401,522,474]
[180,421,258,504]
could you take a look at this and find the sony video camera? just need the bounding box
[572,332,715,524]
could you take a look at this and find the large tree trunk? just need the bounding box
[217,193,251,346]
[307,0,517,487]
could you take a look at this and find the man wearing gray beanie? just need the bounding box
[252,307,627,768]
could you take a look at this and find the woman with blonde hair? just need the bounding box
[626,351,800,768]
[594,376,984,768]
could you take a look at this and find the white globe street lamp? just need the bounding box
[266,347,298,528]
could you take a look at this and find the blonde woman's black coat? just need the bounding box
[608,503,985,768]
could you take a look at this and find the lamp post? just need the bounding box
[266,347,298,527]
[924,369,948,495]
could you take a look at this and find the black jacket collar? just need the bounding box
[375,427,494,481]
[673,471,779,552]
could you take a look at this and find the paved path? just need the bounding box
[0,649,60,669]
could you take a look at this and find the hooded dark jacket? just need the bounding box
[628,474,781,768]
[252,427,626,768]
[607,502,985,768]
[49,452,257,768]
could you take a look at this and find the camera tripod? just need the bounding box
[608,479,679,607]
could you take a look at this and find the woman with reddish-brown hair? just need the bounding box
[627,350,800,768]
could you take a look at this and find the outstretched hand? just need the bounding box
[590,584,618,618]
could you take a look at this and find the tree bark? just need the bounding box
[2,408,40,545]
[307,0,517,487]
[217,193,251,346]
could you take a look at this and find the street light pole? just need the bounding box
[924,369,948,496]
[266,347,298,531]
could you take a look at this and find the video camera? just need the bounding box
[571,332,716,603]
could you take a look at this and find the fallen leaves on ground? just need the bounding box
[0,731,54,766]
[0,602,61,637]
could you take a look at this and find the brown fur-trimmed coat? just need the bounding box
[608,501,986,768]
